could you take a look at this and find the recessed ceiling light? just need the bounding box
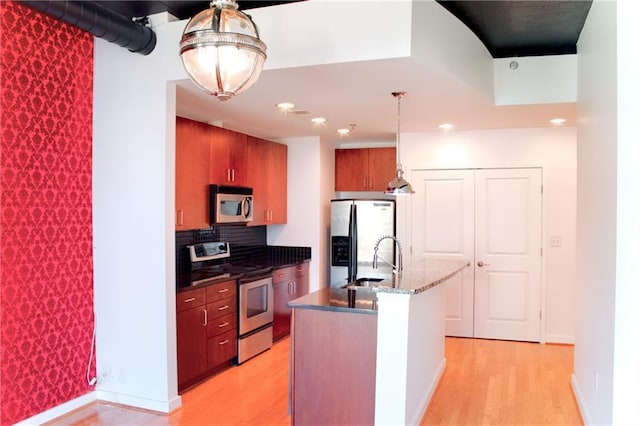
[550,118,566,127]
[311,117,326,126]
[276,102,295,112]
[337,128,350,137]
[438,123,455,131]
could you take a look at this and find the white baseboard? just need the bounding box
[13,390,182,425]
[408,358,447,426]
[14,391,97,426]
[546,333,575,344]
[571,373,592,425]
[96,390,182,413]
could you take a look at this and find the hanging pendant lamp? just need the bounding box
[179,0,267,101]
[385,91,414,195]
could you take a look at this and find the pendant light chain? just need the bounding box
[385,91,414,195]
[393,91,405,171]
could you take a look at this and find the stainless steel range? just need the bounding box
[237,273,273,363]
[186,241,274,364]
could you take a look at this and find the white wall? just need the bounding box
[374,285,446,425]
[573,1,640,424]
[93,19,187,411]
[611,1,640,423]
[494,55,577,105]
[398,127,577,343]
[573,2,617,423]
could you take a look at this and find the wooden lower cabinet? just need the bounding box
[272,262,309,342]
[207,329,237,369]
[177,280,237,392]
[291,307,377,425]
[176,305,208,387]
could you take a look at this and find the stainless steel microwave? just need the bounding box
[210,185,253,224]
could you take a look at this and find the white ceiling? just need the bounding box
[175,9,576,146]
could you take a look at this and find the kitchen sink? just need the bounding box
[342,277,385,288]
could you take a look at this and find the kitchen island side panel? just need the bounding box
[291,308,377,425]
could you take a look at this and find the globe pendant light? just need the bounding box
[179,0,267,101]
[385,91,414,195]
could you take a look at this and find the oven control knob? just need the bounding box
[218,244,226,252]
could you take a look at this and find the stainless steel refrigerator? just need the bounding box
[330,199,396,287]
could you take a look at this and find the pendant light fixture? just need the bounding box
[179,0,267,101]
[385,91,414,195]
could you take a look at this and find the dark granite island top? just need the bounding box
[288,259,470,313]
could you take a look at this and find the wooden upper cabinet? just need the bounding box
[268,142,288,223]
[367,147,396,191]
[176,117,212,230]
[335,148,369,191]
[335,147,396,192]
[247,136,287,226]
[210,127,248,186]
[176,117,287,229]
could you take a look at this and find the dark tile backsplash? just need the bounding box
[176,225,311,288]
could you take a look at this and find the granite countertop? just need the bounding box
[373,259,470,294]
[289,259,469,313]
[287,287,379,315]
[177,258,310,293]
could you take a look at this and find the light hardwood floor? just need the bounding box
[48,337,582,425]
[423,337,583,426]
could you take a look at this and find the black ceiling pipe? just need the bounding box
[19,0,156,55]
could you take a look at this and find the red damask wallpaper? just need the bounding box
[0,2,95,424]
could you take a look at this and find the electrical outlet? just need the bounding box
[550,236,562,247]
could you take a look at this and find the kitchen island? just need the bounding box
[288,259,469,426]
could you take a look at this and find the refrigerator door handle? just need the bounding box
[349,203,358,282]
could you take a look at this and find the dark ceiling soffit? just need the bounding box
[20,0,157,55]
[436,0,593,58]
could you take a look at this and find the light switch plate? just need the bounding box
[550,236,562,247]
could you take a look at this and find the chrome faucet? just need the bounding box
[372,235,403,274]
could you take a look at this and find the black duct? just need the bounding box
[20,0,157,55]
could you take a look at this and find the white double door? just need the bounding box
[411,168,542,342]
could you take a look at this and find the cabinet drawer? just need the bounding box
[207,312,237,338]
[273,266,294,284]
[208,297,237,319]
[294,262,309,277]
[176,288,206,312]
[206,280,237,302]
[207,329,237,369]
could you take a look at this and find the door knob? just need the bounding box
[477,261,490,267]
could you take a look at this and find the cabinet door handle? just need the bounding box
[217,288,229,293]
[363,177,367,189]
[203,309,208,326]
[218,305,230,311]
[183,297,196,303]
[227,169,231,182]
[231,169,235,182]
[370,178,373,189]
[219,339,230,345]
[177,210,184,226]
[218,321,230,328]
